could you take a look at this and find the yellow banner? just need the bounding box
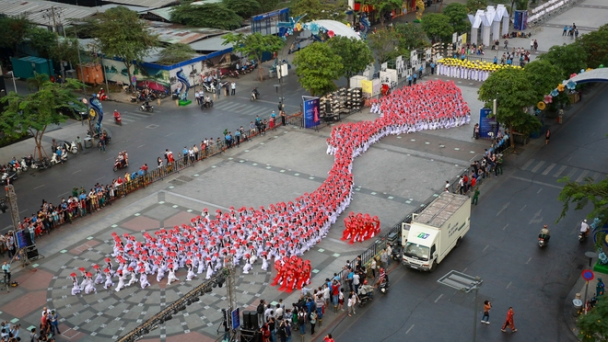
[361,80,373,94]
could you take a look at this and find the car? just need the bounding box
[59,100,89,121]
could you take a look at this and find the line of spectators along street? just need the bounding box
[253,247,395,342]
[1,109,291,257]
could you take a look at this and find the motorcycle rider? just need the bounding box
[142,101,152,111]
[377,268,389,287]
[539,224,551,242]
[252,87,260,99]
[358,280,374,300]
[580,219,590,237]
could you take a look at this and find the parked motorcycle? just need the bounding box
[202,82,215,93]
[1,170,17,185]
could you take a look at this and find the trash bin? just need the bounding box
[84,137,92,149]
[572,298,583,317]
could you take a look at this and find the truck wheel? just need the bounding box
[430,261,437,272]
[455,237,462,248]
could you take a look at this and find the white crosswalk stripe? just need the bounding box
[521,159,605,182]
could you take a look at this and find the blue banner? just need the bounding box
[514,10,528,31]
[303,97,320,128]
[479,108,499,139]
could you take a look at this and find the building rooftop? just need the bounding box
[0,0,98,27]
[102,0,178,10]
[146,21,229,45]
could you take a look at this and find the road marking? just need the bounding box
[526,257,532,264]
[34,184,45,189]
[566,167,579,179]
[503,224,509,230]
[57,191,69,198]
[137,144,145,148]
[521,159,535,170]
[434,294,443,303]
[531,161,545,173]
[165,133,173,137]
[576,170,589,183]
[553,165,567,177]
[496,202,510,216]
[537,188,542,194]
[542,163,556,175]
[520,204,526,211]
[506,281,512,289]
[406,325,415,334]
[96,176,105,181]
[462,268,467,273]
[483,245,489,252]
[510,176,564,190]
[72,170,82,175]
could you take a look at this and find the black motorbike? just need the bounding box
[358,292,373,307]
[201,98,214,109]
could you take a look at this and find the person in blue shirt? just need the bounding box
[234,129,241,147]
[419,65,423,79]
[225,132,232,148]
[563,25,568,36]
[407,75,412,86]
[430,62,436,75]
[182,146,188,164]
[493,56,498,64]
[413,72,418,84]
[506,58,512,65]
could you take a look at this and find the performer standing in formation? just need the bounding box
[342,213,381,244]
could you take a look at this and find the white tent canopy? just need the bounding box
[309,20,361,40]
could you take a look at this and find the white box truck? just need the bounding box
[402,192,471,272]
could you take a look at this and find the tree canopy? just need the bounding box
[523,60,564,103]
[90,6,159,87]
[222,0,262,18]
[327,36,374,87]
[576,295,608,342]
[394,22,429,51]
[0,79,82,160]
[466,0,488,13]
[289,0,348,21]
[293,42,343,96]
[157,43,197,65]
[421,13,454,42]
[0,15,31,58]
[171,3,242,30]
[222,32,284,81]
[558,176,608,231]
[478,68,541,145]
[538,43,587,80]
[577,24,608,68]
[362,0,404,25]
[368,28,400,63]
[443,3,471,35]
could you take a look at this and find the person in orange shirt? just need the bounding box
[481,300,491,324]
[501,307,517,332]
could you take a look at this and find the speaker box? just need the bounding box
[242,311,253,330]
[26,246,39,260]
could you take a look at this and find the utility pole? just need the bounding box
[225,256,238,341]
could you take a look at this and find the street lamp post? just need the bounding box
[438,270,483,342]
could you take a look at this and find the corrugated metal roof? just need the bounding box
[142,7,173,21]
[0,0,98,27]
[103,0,178,10]
[189,34,233,52]
[147,21,229,45]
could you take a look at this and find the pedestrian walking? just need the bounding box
[562,25,568,36]
[76,136,83,153]
[380,249,388,269]
[530,39,534,51]
[501,307,517,332]
[481,300,492,324]
[504,39,508,50]
[575,29,579,39]
[407,75,412,86]
[309,310,317,335]
[195,90,201,105]
[231,81,236,96]
[386,244,392,267]
[280,110,286,126]
[545,128,551,145]
[371,257,377,279]
[533,39,538,51]
[430,61,435,75]
[347,293,355,316]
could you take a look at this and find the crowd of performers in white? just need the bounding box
[67,80,470,296]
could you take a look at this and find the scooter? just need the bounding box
[378,279,389,294]
[538,237,547,248]
[113,158,128,172]
[114,110,122,126]
[201,97,214,109]
[357,290,373,307]
[35,157,50,170]
[202,82,215,93]
[97,89,109,101]
[18,158,27,172]
[140,102,154,113]
[578,232,587,243]
[23,156,36,169]
[62,141,77,154]
[50,152,61,165]
[250,89,260,101]
[1,170,17,185]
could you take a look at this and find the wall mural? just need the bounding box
[102,59,204,92]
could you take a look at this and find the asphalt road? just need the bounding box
[0,74,306,231]
[326,85,608,342]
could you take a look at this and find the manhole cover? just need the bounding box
[146,124,159,129]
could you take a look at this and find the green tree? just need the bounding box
[293,42,343,96]
[289,0,348,21]
[91,6,159,90]
[538,43,587,79]
[0,79,82,160]
[171,3,242,30]
[443,3,471,34]
[222,0,261,18]
[576,296,608,342]
[578,24,608,68]
[222,32,284,81]
[421,13,454,42]
[368,28,400,63]
[257,0,281,13]
[157,43,197,65]
[558,176,608,231]
[523,60,563,103]
[363,0,404,25]
[466,0,488,13]
[478,68,540,147]
[26,73,50,92]
[394,22,429,50]
[327,36,374,87]
[0,15,32,57]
